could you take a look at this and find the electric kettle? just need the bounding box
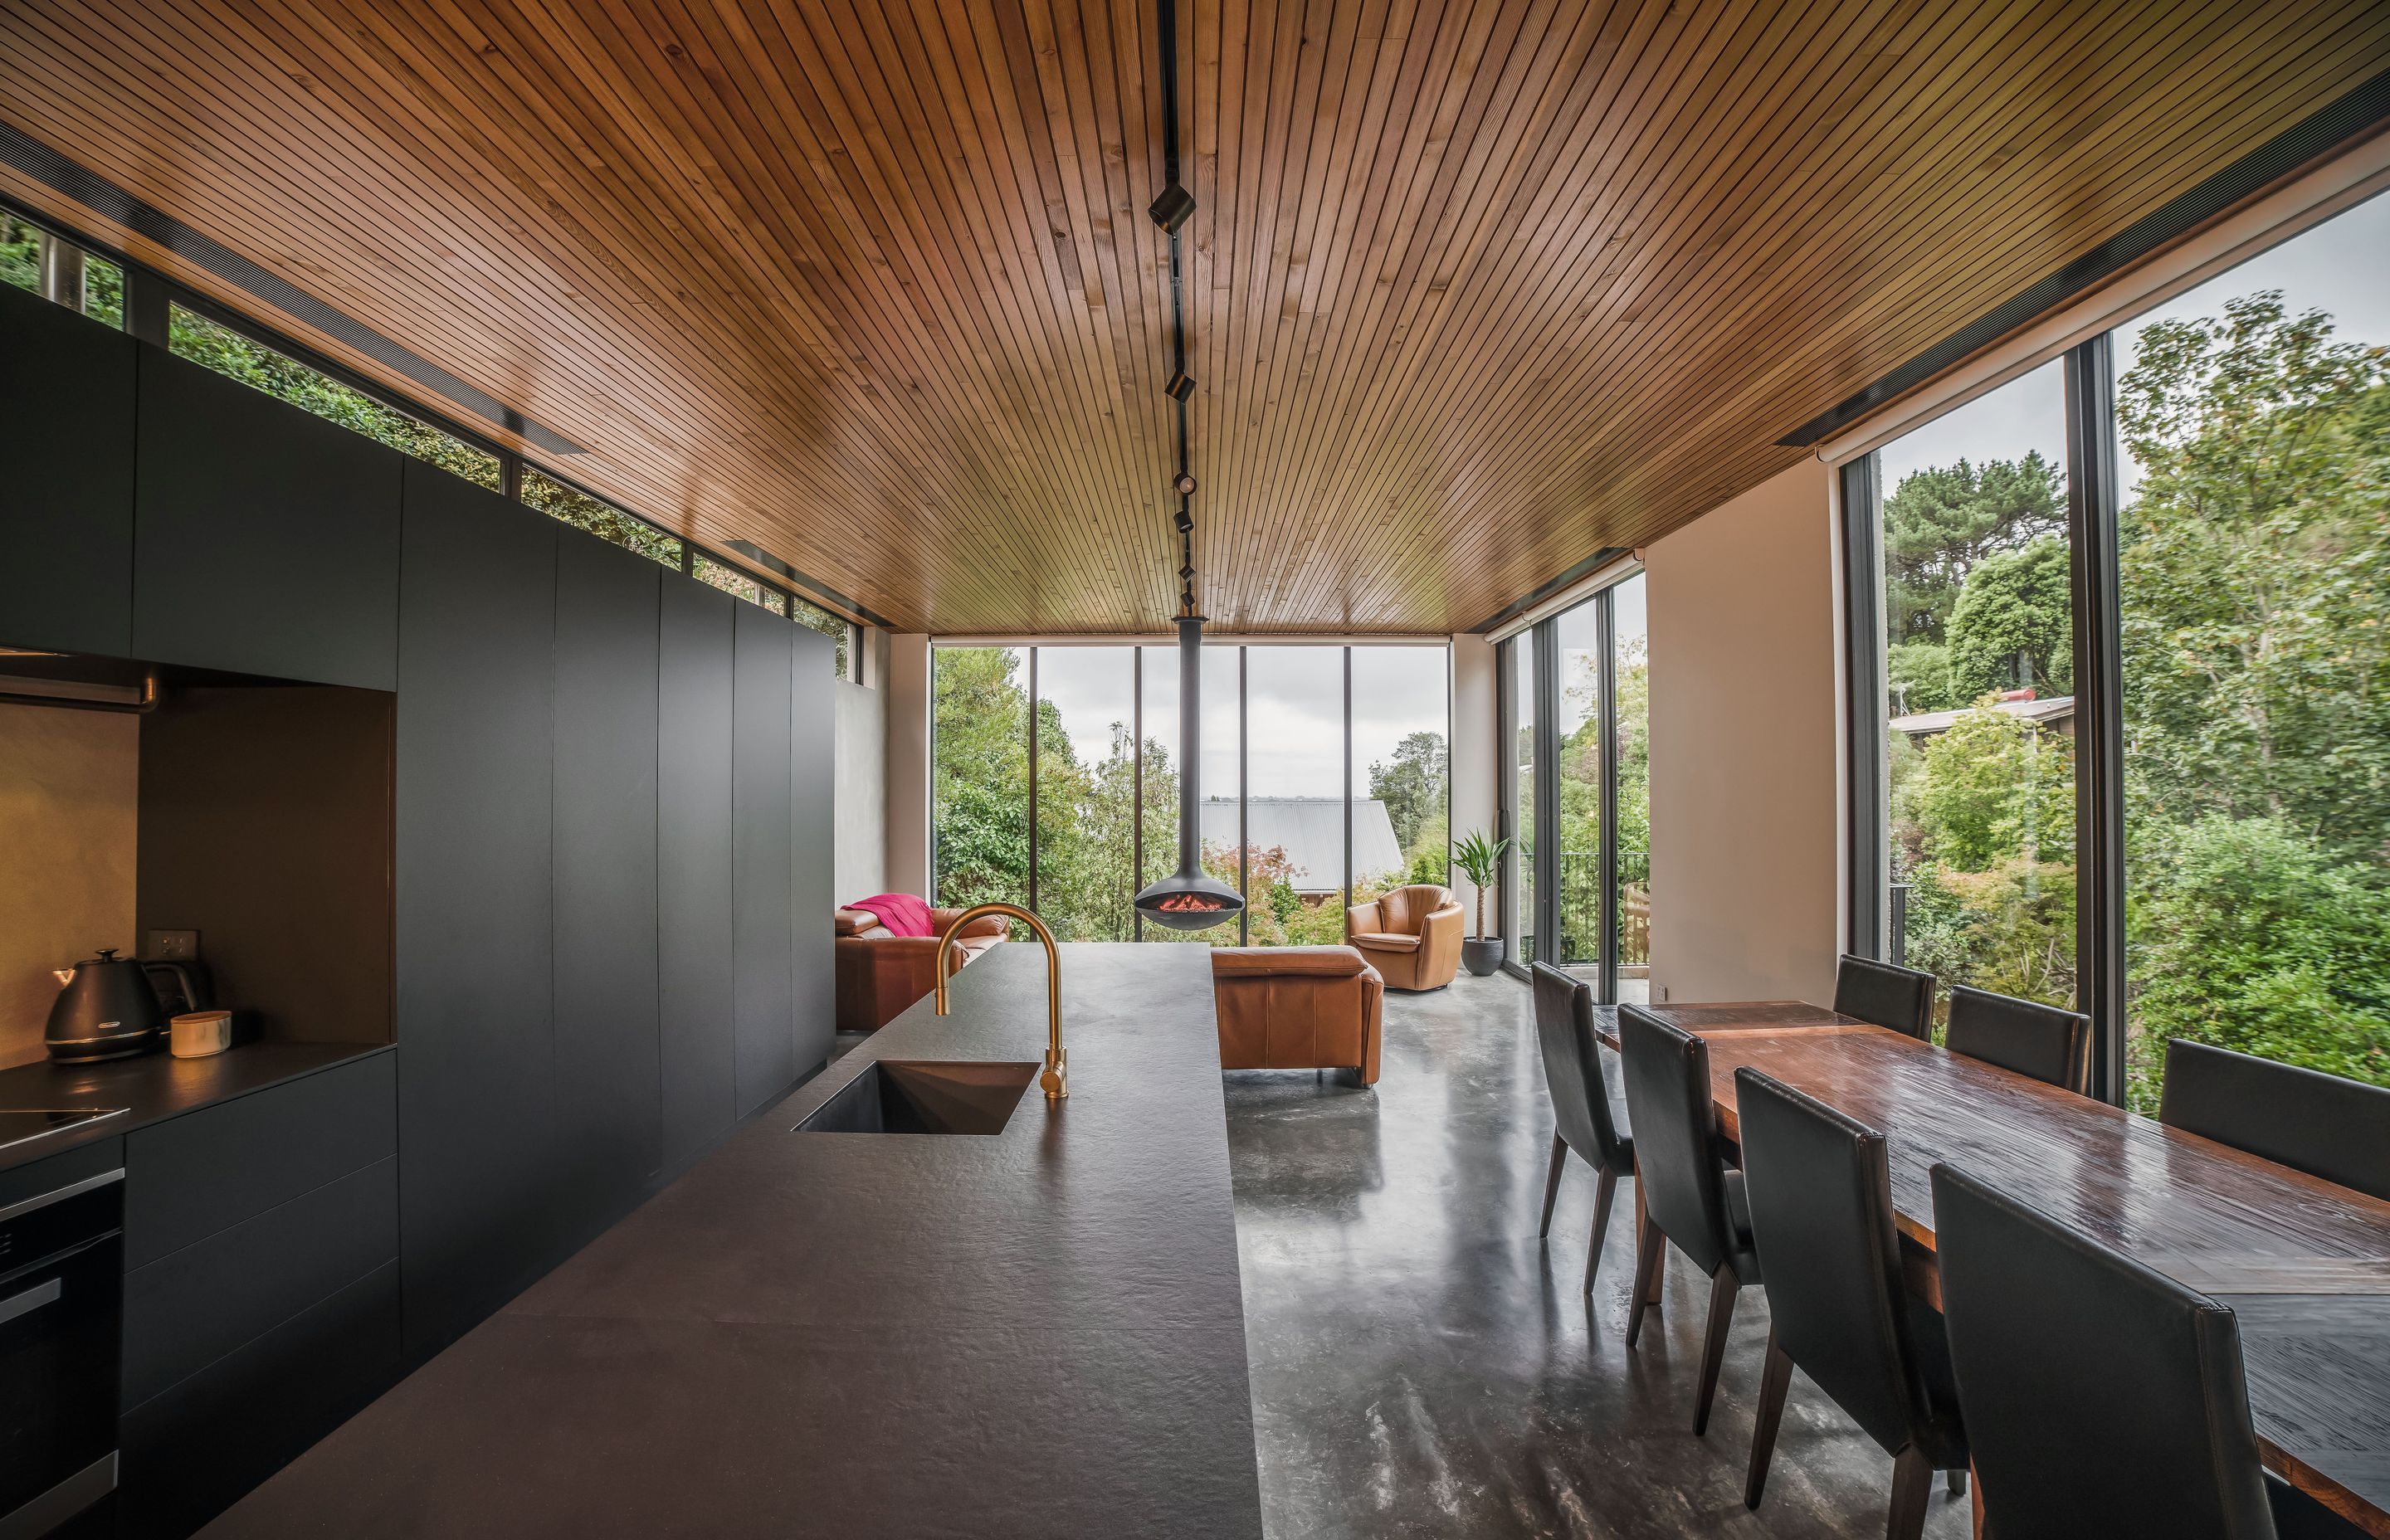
[46,948,168,1062]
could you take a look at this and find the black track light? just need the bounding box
[1174,511,1194,534]
[1173,471,1197,497]
[1149,182,1196,233]
[1165,370,1195,402]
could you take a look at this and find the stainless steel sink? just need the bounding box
[793,1061,1039,1136]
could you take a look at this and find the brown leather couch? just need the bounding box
[834,907,1007,1034]
[1211,947,1383,1085]
[1345,884,1465,991]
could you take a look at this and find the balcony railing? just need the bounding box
[1547,849,1649,968]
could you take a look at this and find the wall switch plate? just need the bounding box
[147,928,200,961]
[1656,984,1669,1001]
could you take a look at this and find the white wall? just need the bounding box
[832,628,890,903]
[1645,458,1841,1005]
[882,633,932,897]
[1447,634,1497,935]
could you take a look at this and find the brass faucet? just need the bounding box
[933,902,1066,1100]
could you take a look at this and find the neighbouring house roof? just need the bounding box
[1890,694,2075,738]
[1197,797,1407,892]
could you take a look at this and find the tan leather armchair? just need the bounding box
[1345,884,1465,991]
[834,907,1007,1035]
[1210,948,1383,1085]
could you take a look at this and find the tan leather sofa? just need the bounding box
[1345,884,1465,991]
[1211,947,1383,1085]
[834,907,1007,1035]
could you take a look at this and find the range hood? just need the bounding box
[1131,616,1242,932]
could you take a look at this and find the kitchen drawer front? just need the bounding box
[116,1260,400,1540]
[0,1138,124,1212]
[121,1155,397,1409]
[124,1052,395,1268]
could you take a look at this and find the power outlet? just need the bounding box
[147,928,200,962]
[1656,983,1669,1002]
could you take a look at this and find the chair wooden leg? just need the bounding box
[1633,1180,1663,1313]
[1692,1265,1742,1435]
[1744,1326,1794,1509]
[1539,1134,1566,1238]
[1886,1447,1934,1540]
[1625,1217,1666,1348]
[1583,1165,1618,1294]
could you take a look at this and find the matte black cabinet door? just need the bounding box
[732,607,796,1116]
[791,626,837,1077]
[0,284,134,655]
[659,578,737,1172]
[134,348,402,688]
[552,534,661,1239]
[395,465,556,1358]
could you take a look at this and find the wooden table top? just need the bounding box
[1593,1001,2390,1536]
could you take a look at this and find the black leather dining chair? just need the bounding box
[1737,1070,1968,1539]
[1931,1161,2308,1538]
[1944,984,2091,1094]
[1618,1004,1762,1435]
[1529,963,1636,1295]
[2160,1040,2390,1202]
[1834,954,1936,1040]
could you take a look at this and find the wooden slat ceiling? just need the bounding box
[2,0,2385,633]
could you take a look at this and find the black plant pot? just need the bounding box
[1461,938,1503,977]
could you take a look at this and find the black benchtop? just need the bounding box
[0,1040,391,1175]
[206,943,1265,1538]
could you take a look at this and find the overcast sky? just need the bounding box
[1878,188,2390,498]
[1019,642,1446,803]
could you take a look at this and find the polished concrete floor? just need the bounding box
[1222,969,1972,1539]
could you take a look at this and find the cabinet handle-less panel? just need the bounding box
[0,283,135,656]
[552,535,661,1235]
[659,579,738,1172]
[395,464,557,1359]
[790,626,837,1078]
[731,607,797,1116]
[134,348,401,689]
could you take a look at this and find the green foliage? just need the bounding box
[519,467,680,568]
[1909,704,2073,873]
[1946,536,2072,699]
[933,650,1032,911]
[1451,829,1508,940]
[1887,641,1957,714]
[168,306,505,493]
[1883,453,2065,646]
[1368,731,1446,855]
[2,217,124,329]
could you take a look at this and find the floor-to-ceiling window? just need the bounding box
[1349,646,1451,909]
[1844,184,2386,1109]
[1033,646,1138,941]
[2106,192,2390,1110]
[931,646,1032,913]
[932,641,1445,949]
[1497,575,1645,998]
[1872,363,2075,1028]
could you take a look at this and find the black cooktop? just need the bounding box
[0,1108,128,1152]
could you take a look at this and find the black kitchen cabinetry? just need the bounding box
[133,348,402,690]
[551,535,663,1239]
[115,1052,400,1540]
[790,626,836,1077]
[732,607,797,1117]
[657,580,739,1174]
[393,467,559,1360]
[0,284,136,656]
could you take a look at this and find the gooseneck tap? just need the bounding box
[933,903,1066,1100]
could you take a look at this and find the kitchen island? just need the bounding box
[203,943,1262,1538]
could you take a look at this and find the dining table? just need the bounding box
[1593,1000,2390,1538]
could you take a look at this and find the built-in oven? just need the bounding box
[0,1170,123,1540]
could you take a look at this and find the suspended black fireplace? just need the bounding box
[1132,615,1243,932]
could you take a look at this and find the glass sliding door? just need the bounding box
[1553,601,1606,972]
[2107,192,2390,1110]
[1033,646,1138,941]
[931,646,1032,911]
[1870,363,2075,1029]
[1504,634,1539,967]
[1349,646,1450,907]
[1612,574,1651,1004]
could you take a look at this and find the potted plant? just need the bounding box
[1451,830,1510,977]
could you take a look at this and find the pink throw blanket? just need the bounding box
[847,893,934,938]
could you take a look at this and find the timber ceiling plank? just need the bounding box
[2,0,2383,632]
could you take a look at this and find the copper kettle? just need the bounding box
[46,948,167,1062]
